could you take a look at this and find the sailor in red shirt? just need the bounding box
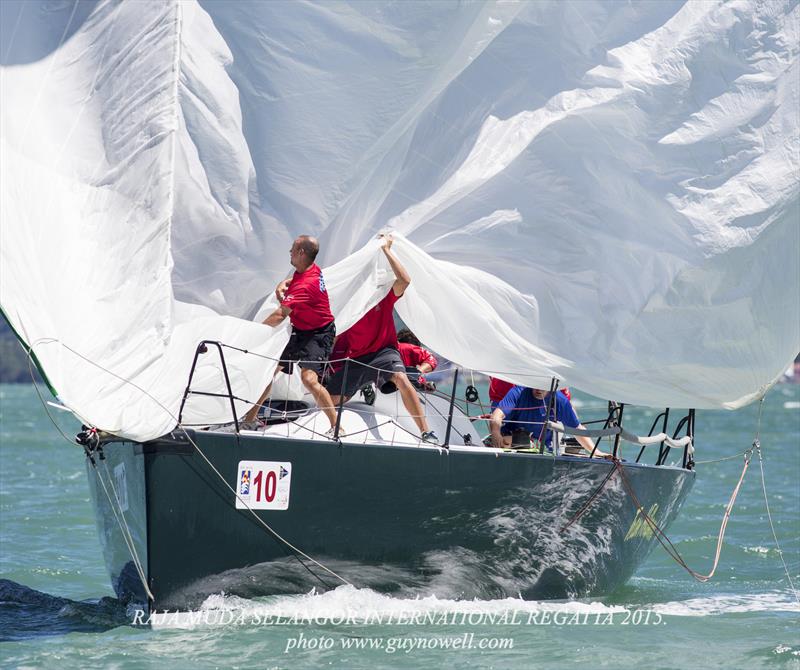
[396,329,438,390]
[489,377,515,409]
[327,236,439,444]
[243,235,339,433]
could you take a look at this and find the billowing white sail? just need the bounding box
[1,0,798,441]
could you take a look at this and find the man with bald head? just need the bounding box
[243,235,339,434]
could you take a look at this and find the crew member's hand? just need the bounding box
[276,278,290,301]
[381,234,393,252]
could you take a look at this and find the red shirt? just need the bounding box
[281,264,334,331]
[488,377,572,404]
[398,343,437,370]
[489,377,515,404]
[337,290,399,359]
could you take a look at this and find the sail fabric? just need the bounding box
[1,0,798,441]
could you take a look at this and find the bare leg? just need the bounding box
[244,365,284,423]
[392,372,429,434]
[300,368,338,428]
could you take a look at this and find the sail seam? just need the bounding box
[164,0,183,335]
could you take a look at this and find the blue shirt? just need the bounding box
[496,386,580,445]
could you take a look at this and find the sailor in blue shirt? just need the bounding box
[489,386,609,457]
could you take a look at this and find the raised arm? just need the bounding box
[381,235,411,296]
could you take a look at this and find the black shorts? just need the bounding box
[279,321,335,377]
[325,346,406,397]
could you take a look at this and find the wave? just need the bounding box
[0,579,129,640]
[651,592,800,616]
[148,585,800,629]
[149,585,627,628]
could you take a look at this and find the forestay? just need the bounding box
[1,0,797,441]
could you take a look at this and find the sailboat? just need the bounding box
[1,0,797,613]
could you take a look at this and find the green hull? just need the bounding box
[86,431,694,612]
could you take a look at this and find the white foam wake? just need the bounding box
[651,592,800,616]
[149,585,625,629]
[147,586,799,629]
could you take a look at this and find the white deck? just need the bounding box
[231,389,482,449]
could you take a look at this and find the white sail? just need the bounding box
[1,0,797,441]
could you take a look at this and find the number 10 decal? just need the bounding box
[235,461,292,510]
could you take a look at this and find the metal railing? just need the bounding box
[176,340,695,469]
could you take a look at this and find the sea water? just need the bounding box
[1,383,798,669]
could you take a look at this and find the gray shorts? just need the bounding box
[325,347,406,397]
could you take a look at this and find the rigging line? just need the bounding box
[26,348,82,448]
[26,347,157,603]
[469,368,488,416]
[559,462,620,533]
[421,390,469,441]
[616,452,752,583]
[756,446,799,604]
[98,460,155,601]
[219,341,557,385]
[93,465,153,599]
[752,400,799,605]
[27,337,350,590]
[169,427,336,591]
[695,449,751,465]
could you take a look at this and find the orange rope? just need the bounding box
[616,450,752,582]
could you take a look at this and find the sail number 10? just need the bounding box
[235,460,292,510]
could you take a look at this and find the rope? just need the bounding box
[24,338,351,592]
[97,460,156,601]
[615,451,752,582]
[217,341,559,385]
[24,347,159,604]
[547,420,694,450]
[695,449,751,465]
[557,443,753,584]
[752,399,800,605]
[26,350,84,447]
[469,369,488,416]
[559,462,620,533]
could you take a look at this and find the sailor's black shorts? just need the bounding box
[325,346,406,397]
[279,321,335,377]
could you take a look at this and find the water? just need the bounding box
[1,383,798,668]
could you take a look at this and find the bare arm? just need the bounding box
[381,235,411,296]
[575,423,610,458]
[490,408,506,449]
[264,305,291,327]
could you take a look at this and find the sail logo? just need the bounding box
[240,468,251,496]
[279,466,289,480]
[624,503,659,541]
